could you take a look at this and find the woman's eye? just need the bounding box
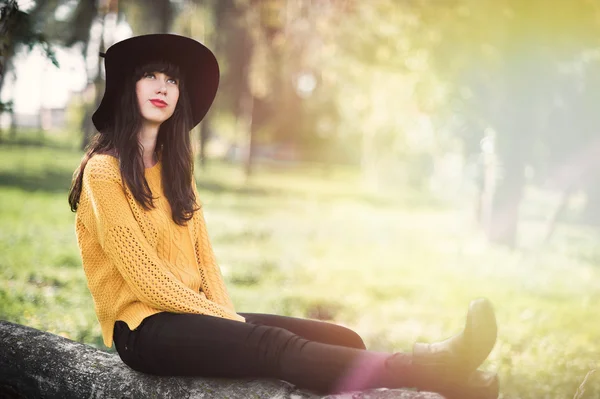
[145,73,155,79]
[167,78,178,85]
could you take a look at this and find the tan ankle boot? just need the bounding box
[389,298,498,398]
[412,298,497,376]
[385,355,499,399]
[384,299,498,398]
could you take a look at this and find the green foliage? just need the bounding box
[1,141,600,397]
[0,0,59,67]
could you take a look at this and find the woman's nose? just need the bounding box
[156,80,167,94]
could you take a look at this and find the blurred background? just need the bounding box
[1,0,600,398]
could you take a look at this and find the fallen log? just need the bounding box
[0,320,443,399]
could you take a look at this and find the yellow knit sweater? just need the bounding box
[75,154,245,347]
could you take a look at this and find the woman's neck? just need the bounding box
[138,122,160,168]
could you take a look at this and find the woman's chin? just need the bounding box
[141,115,172,126]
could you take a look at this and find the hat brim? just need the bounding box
[92,34,219,132]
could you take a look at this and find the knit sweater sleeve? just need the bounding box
[193,206,237,311]
[191,178,237,311]
[81,160,245,322]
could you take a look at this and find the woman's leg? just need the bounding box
[113,302,499,398]
[239,313,367,350]
[113,312,402,394]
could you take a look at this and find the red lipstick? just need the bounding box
[150,99,168,108]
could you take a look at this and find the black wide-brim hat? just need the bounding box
[92,34,219,132]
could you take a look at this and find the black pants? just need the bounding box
[113,312,409,394]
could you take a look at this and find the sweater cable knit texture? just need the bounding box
[75,154,244,347]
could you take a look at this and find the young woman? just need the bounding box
[69,34,499,398]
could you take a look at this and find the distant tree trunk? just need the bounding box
[487,98,527,249]
[82,7,108,151]
[199,118,210,168]
[9,107,16,139]
[1,1,18,141]
[485,51,545,248]
[242,91,255,177]
[194,0,216,170]
[544,184,575,243]
[581,180,600,226]
[486,149,526,248]
[157,0,173,33]
[0,0,17,98]
[574,135,600,227]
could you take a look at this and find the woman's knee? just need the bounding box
[334,325,367,350]
[248,323,298,350]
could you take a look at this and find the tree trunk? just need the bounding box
[243,92,256,177]
[158,0,173,33]
[82,12,107,151]
[0,1,17,101]
[581,181,600,226]
[9,106,17,140]
[199,117,210,169]
[485,50,545,248]
[486,154,525,248]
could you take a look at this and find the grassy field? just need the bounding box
[1,135,599,398]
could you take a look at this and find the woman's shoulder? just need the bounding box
[85,152,121,181]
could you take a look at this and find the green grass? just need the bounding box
[1,137,599,398]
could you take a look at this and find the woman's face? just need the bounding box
[135,71,180,126]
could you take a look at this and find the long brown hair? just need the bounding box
[68,60,200,225]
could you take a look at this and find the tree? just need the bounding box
[326,0,600,247]
[0,0,58,141]
[175,0,240,170]
[414,0,600,246]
